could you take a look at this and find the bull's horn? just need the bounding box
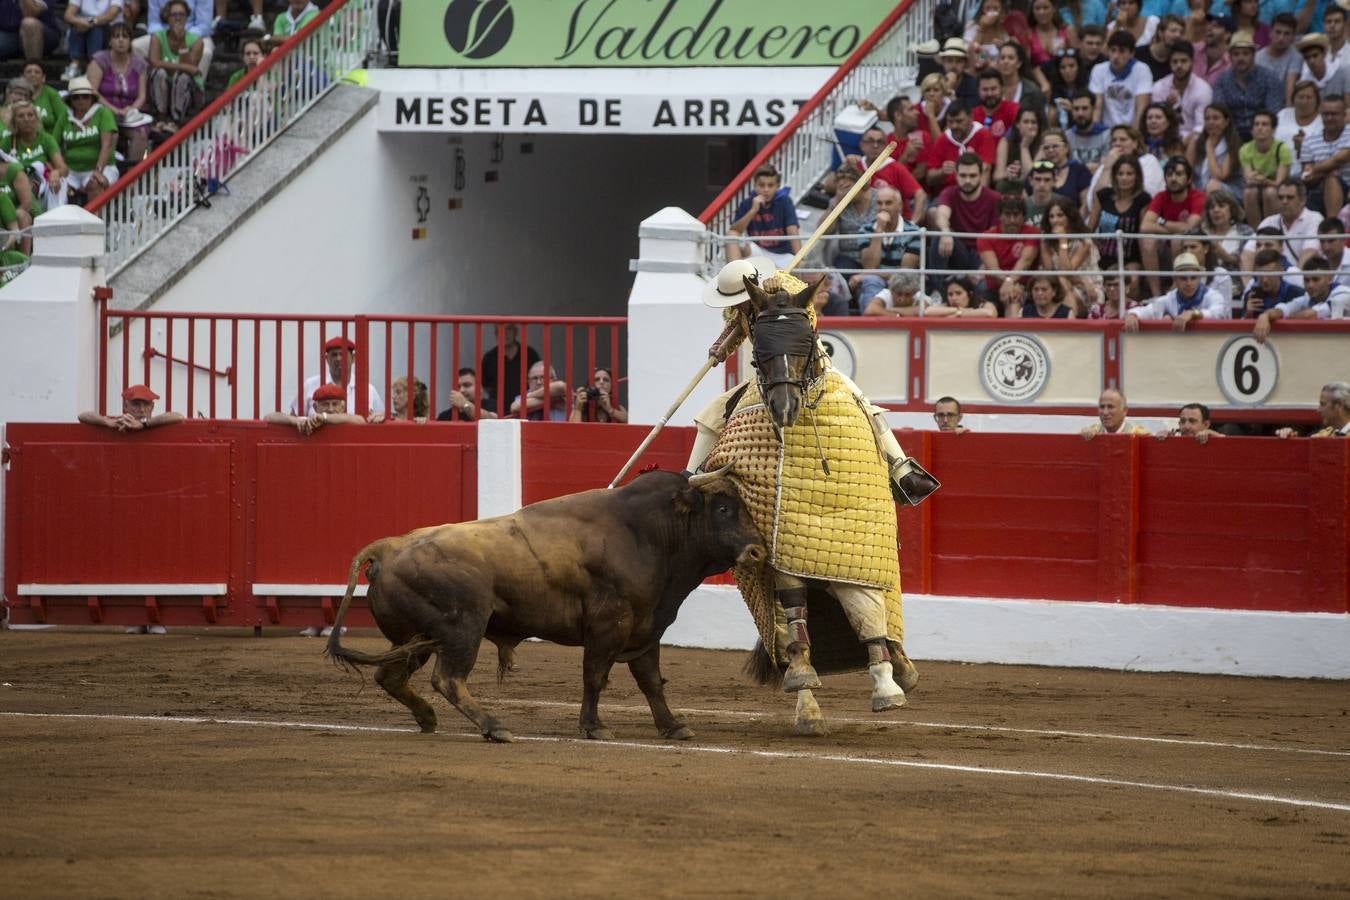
[688,462,734,488]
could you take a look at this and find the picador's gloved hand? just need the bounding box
[708,319,746,363]
[869,407,941,506]
[889,457,941,506]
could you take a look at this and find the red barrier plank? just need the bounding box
[931,556,1099,600]
[520,423,695,504]
[1305,439,1350,612]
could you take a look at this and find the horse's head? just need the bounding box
[744,274,824,431]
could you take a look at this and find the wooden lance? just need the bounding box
[608,144,896,489]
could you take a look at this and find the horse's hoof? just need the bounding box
[663,725,695,741]
[585,726,614,741]
[895,660,919,694]
[484,727,515,743]
[872,692,907,712]
[793,717,829,737]
[783,663,822,693]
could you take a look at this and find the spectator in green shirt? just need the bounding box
[264,0,318,51]
[226,36,263,89]
[1240,109,1293,229]
[22,60,67,137]
[3,100,66,211]
[61,77,118,203]
[147,0,204,131]
[0,160,34,253]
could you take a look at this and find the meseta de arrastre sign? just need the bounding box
[391,95,809,131]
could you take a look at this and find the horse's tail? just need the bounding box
[743,640,783,688]
[324,540,437,671]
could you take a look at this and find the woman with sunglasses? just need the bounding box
[1039,48,1090,124]
[146,0,203,132]
[1034,128,1093,208]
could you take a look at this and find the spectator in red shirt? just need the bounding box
[847,126,928,224]
[977,194,1041,307]
[930,152,1002,290]
[882,94,930,182]
[924,102,997,193]
[1140,155,1206,296]
[975,68,1020,141]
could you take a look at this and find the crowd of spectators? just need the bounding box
[771,0,1350,327]
[0,0,325,282]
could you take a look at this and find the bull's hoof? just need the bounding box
[793,717,829,737]
[663,724,696,741]
[584,726,615,741]
[417,720,437,734]
[483,727,516,743]
[782,662,822,693]
[872,692,907,712]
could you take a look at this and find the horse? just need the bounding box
[703,272,927,736]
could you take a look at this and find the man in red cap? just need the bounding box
[267,383,367,434]
[78,385,185,432]
[288,335,385,418]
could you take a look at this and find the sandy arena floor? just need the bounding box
[1,629,1347,898]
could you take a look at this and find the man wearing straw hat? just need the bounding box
[684,256,936,729]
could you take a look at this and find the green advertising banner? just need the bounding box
[399,0,900,67]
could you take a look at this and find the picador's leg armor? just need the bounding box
[778,583,822,693]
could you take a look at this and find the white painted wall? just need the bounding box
[123,110,731,416]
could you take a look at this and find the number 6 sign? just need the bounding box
[1217,336,1279,404]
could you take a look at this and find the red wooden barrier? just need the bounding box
[4,422,478,628]
[5,424,1347,627]
[515,427,1349,612]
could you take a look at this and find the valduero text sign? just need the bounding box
[400,0,895,68]
[380,90,811,134]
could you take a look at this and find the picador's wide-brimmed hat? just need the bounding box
[702,257,778,308]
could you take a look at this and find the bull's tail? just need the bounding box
[324,540,438,672]
[743,640,784,688]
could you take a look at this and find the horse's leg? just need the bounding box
[793,688,828,736]
[888,639,920,694]
[776,573,822,693]
[831,584,907,712]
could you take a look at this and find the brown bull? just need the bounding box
[325,467,765,743]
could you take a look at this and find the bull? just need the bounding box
[325,467,765,743]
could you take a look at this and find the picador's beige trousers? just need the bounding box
[773,572,888,643]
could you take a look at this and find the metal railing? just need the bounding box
[707,226,1350,318]
[85,0,378,275]
[95,296,626,421]
[697,0,931,275]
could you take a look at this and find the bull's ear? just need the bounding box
[743,276,769,308]
[791,276,825,310]
[674,486,703,516]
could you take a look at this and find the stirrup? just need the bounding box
[890,457,941,506]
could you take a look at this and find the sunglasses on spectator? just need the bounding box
[1032,160,1055,172]
[1054,48,1078,58]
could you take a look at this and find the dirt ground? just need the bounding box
[1,629,1347,899]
